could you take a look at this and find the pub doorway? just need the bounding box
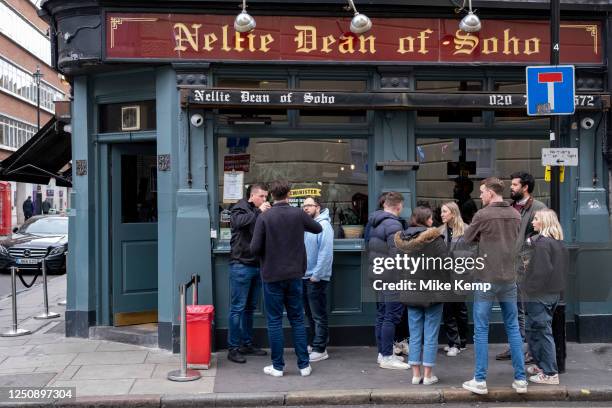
[110,143,159,326]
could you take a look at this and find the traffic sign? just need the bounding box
[542,148,578,166]
[526,65,575,116]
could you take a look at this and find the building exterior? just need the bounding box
[0,0,71,225]
[39,0,612,351]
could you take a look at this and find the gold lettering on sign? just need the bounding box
[295,26,317,53]
[524,37,540,55]
[221,25,231,51]
[339,35,355,54]
[322,35,336,53]
[359,35,376,54]
[203,33,217,51]
[234,32,246,52]
[482,37,498,54]
[454,30,479,55]
[260,34,274,52]
[397,35,415,54]
[418,29,433,54]
[174,23,202,52]
[503,29,520,55]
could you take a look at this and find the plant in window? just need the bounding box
[339,207,364,238]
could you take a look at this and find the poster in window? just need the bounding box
[121,106,141,131]
[223,171,244,203]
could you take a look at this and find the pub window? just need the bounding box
[298,80,368,124]
[99,100,156,133]
[416,80,482,92]
[217,137,369,240]
[493,81,548,125]
[417,109,483,124]
[215,78,290,124]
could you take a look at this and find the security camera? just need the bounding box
[581,117,595,130]
[190,114,204,127]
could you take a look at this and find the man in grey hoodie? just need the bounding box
[302,196,334,363]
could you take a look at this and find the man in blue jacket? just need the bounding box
[250,180,322,377]
[302,196,334,363]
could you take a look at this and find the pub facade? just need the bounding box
[39,0,612,351]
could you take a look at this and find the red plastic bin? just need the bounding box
[186,304,214,369]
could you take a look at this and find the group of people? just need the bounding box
[370,172,567,394]
[225,172,568,393]
[226,180,334,377]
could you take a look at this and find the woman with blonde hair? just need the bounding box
[439,201,471,357]
[522,209,567,385]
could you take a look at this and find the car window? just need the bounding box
[22,218,68,235]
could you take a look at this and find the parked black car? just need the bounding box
[0,216,68,274]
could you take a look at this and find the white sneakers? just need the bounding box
[263,364,312,377]
[512,379,529,394]
[462,378,488,395]
[379,355,410,370]
[423,375,439,385]
[446,346,461,357]
[377,353,406,364]
[526,364,543,375]
[529,373,559,385]
[463,378,528,395]
[309,350,329,362]
[300,365,312,377]
[393,339,409,355]
[263,365,284,377]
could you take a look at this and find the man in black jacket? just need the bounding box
[23,196,34,220]
[227,183,271,363]
[250,180,322,377]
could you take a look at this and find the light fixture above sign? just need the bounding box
[345,0,372,34]
[459,0,481,32]
[234,0,256,33]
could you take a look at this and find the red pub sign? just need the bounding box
[106,13,602,64]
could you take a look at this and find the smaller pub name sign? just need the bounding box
[107,14,602,64]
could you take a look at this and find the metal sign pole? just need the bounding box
[34,258,60,320]
[1,267,31,337]
[168,282,201,382]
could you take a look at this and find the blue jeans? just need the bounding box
[228,263,261,349]
[263,279,309,371]
[408,303,444,367]
[303,280,329,353]
[375,293,404,356]
[525,294,559,375]
[473,283,526,381]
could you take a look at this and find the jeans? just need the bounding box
[375,293,404,356]
[525,294,560,375]
[228,263,261,349]
[263,279,309,371]
[303,280,329,353]
[408,303,444,367]
[443,302,469,348]
[517,285,526,341]
[473,283,526,381]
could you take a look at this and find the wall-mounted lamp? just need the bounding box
[459,0,481,32]
[345,0,372,34]
[234,0,256,33]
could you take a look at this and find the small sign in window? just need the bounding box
[121,106,141,131]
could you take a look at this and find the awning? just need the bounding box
[0,118,72,187]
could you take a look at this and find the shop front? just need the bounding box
[40,0,612,351]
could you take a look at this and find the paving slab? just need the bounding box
[0,372,56,387]
[51,379,136,397]
[0,337,29,346]
[51,365,80,381]
[26,335,97,346]
[145,351,180,364]
[71,350,148,365]
[73,364,156,380]
[0,352,76,369]
[28,341,99,355]
[0,367,35,374]
[130,377,215,395]
[96,341,153,352]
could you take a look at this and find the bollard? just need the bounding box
[1,267,31,337]
[34,258,60,320]
[167,281,201,382]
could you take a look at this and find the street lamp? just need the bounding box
[459,0,481,33]
[32,66,43,131]
[345,0,372,34]
[234,0,256,33]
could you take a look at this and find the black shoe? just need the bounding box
[239,344,267,356]
[496,348,512,360]
[524,351,534,364]
[228,348,247,363]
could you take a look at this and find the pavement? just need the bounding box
[1,275,612,407]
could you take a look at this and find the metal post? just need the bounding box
[33,66,43,131]
[1,267,31,337]
[34,258,60,320]
[192,274,198,306]
[167,283,201,382]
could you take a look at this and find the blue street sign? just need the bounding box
[526,65,575,116]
